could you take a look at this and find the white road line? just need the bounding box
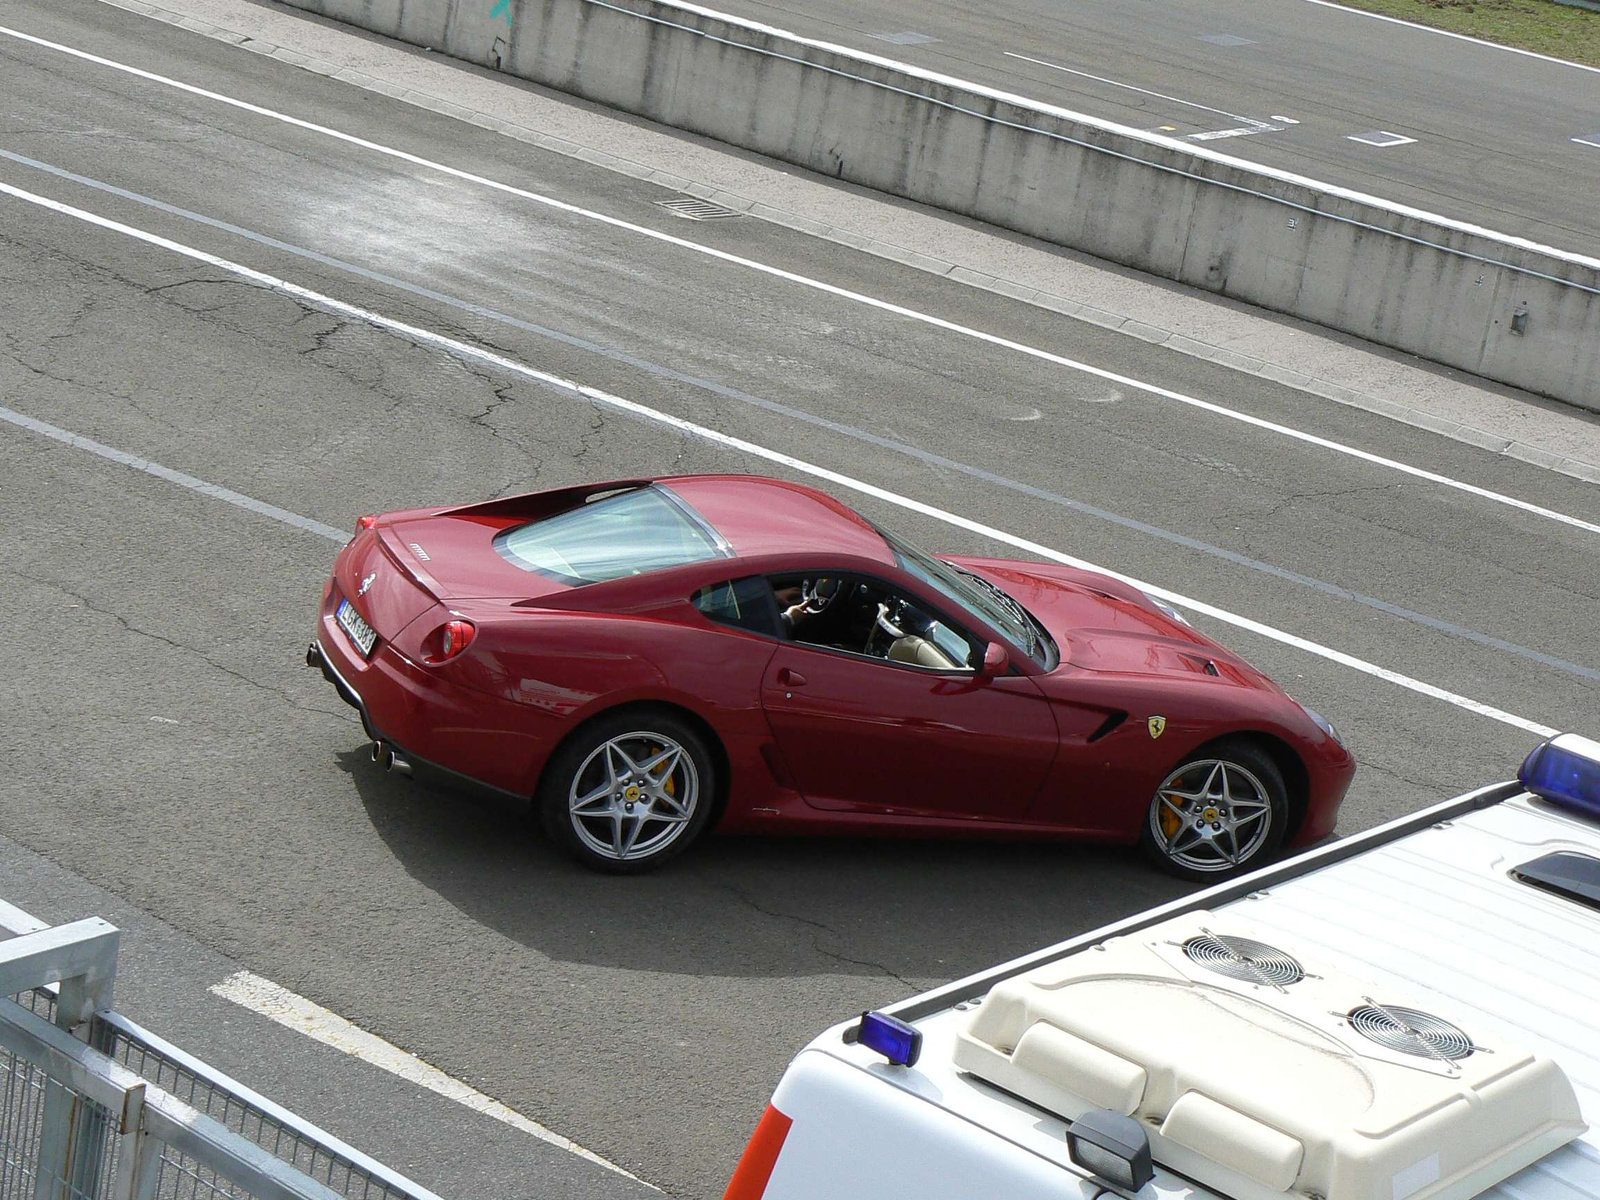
[0,179,1559,739]
[1003,52,1273,129]
[1573,138,1600,150]
[1301,0,1600,76]
[210,971,651,1185]
[2,24,1595,538]
[1347,131,1418,148]
[0,405,349,542]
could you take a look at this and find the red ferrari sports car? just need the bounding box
[307,475,1353,877]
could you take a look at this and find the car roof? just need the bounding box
[662,475,898,567]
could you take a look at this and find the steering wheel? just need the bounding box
[874,600,907,640]
[865,600,907,655]
[801,577,842,614]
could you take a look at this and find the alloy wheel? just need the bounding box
[568,731,700,862]
[1149,758,1275,873]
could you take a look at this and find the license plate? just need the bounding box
[337,598,378,657]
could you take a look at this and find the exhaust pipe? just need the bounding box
[369,739,411,776]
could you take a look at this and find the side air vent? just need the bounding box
[1182,934,1305,986]
[1087,712,1127,743]
[1347,1003,1475,1060]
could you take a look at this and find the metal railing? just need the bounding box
[0,904,440,1200]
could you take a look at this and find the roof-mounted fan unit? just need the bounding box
[1346,1003,1476,1062]
[953,912,1584,1200]
[1181,933,1305,986]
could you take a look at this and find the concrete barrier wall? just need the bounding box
[282,0,1600,411]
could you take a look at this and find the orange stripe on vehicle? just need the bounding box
[723,1104,794,1200]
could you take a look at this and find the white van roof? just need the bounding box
[802,781,1600,1200]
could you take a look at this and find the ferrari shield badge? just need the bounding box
[1147,715,1167,740]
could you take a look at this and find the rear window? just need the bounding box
[495,486,728,585]
[693,576,778,636]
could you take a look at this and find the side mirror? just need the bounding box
[980,642,1008,676]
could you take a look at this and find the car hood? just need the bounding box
[947,556,1279,690]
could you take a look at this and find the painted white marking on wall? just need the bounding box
[211,971,650,1183]
[1004,53,1271,129]
[0,405,350,541]
[1301,0,1600,76]
[1192,127,1272,141]
[0,179,1559,738]
[1348,131,1418,148]
[3,25,1596,536]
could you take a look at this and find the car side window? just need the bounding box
[768,573,978,671]
[692,576,779,636]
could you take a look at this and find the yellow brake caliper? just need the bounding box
[649,744,676,797]
[1159,794,1183,840]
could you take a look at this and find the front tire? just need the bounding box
[1140,739,1288,882]
[538,711,715,874]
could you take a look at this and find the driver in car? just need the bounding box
[774,580,830,639]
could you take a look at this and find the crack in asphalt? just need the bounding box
[702,875,923,993]
[14,570,353,725]
[460,368,547,484]
[0,347,200,443]
[1226,481,1402,525]
[1349,757,1459,806]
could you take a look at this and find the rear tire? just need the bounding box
[538,711,715,874]
[1139,739,1288,882]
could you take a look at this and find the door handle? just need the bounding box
[777,667,808,687]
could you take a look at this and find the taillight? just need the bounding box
[356,514,378,532]
[427,619,476,664]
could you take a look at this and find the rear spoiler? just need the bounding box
[440,479,656,521]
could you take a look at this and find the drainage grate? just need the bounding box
[870,31,940,45]
[656,198,746,221]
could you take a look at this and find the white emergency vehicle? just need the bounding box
[726,733,1600,1200]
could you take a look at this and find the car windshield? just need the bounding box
[496,486,728,585]
[884,531,1052,665]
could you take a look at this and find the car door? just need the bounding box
[759,578,1059,819]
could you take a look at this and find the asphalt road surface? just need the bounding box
[705,0,1600,259]
[2,1,1598,1197]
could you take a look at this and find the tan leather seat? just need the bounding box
[887,635,959,670]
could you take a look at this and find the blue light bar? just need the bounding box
[857,1011,922,1067]
[1519,733,1600,821]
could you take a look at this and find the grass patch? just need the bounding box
[1329,0,1600,66]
